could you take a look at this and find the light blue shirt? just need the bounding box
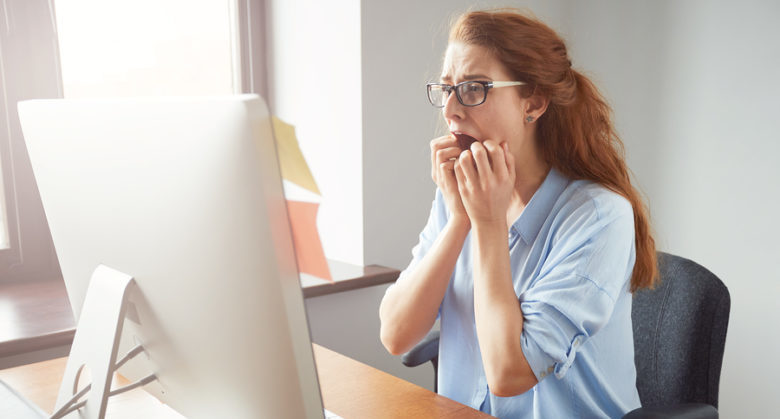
[395,168,641,418]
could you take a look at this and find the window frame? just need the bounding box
[234,0,269,98]
[0,0,63,283]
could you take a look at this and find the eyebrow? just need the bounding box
[440,73,492,83]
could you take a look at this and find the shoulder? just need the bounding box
[535,179,637,299]
[560,180,633,220]
[549,179,634,244]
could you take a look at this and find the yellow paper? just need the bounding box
[271,116,320,195]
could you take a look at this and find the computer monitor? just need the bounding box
[17,95,325,418]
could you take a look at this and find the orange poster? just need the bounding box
[285,200,331,281]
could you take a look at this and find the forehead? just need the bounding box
[441,42,508,81]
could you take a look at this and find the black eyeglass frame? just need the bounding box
[426,80,526,108]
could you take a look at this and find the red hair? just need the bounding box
[451,9,657,291]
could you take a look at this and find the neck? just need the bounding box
[511,139,550,207]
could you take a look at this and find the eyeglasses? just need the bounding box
[426,80,526,108]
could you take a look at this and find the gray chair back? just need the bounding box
[632,252,730,408]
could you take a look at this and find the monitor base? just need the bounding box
[51,265,136,419]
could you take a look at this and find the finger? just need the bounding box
[503,143,516,181]
[430,135,451,160]
[459,149,478,184]
[439,160,455,172]
[483,140,508,178]
[439,160,456,184]
[431,136,458,181]
[454,159,467,193]
[430,135,458,151]
[438,160,457,192]
[435,146,464,165]
[469,142,492,178]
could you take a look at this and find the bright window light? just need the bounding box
[54,0,237,97]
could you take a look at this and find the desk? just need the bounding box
[0,344,492,419]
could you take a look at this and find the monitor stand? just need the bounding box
[50,265,156,419]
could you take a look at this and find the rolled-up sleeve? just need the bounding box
[519,197,635,382]
[387,188,447,292]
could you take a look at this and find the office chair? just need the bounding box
[401,252,730,418]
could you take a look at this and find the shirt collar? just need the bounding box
[511,167,570,245]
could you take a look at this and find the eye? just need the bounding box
[464,83,482,93]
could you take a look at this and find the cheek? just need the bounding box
[480,98,525,138]
[481,109,522,139]
[505,113,526,137]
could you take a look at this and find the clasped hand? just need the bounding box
[431,135,516,227]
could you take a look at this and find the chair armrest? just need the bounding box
[623,403,718,419]
[401,330,440,367]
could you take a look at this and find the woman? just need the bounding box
[379,9,657,418]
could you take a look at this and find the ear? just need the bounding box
[525,94,549,122]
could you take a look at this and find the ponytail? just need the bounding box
[539,70,658,291]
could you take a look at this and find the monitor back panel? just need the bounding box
[18,96,323,419]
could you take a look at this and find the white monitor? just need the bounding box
[17,95,325,418]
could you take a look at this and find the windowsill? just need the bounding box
[0,280,75,361]
[0,261,399,364]
[300,260,400,298]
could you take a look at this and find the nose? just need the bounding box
[442,89,464,123]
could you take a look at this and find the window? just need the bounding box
[0,0,62,282]
[0,0,265,283]
[55,0,238,97]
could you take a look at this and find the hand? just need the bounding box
[454,140,516,227]
[430,135,469,225]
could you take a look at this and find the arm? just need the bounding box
[455,140,537,396]
[379,135,469,355]
[379,216,468,355]
[471,222,537,396]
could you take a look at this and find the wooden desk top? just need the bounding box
[0,344,491,418]
[315,345,492,418]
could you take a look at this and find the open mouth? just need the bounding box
[453,133,478,151]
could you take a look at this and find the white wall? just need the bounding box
[266,0,364,265]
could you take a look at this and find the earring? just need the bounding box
[526,115,534,123]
